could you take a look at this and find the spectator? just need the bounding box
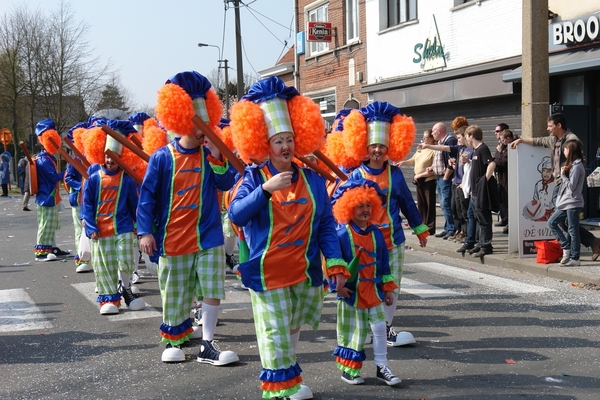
[465,125,498,257]
[511,113,600,261]
[428,122,457,239]
[494,129,516,233]
[0,152,11,197]
[548,139,585,266]
[18,157,31,211]
[398,129,436,234]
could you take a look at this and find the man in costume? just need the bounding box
[137,71,239,365]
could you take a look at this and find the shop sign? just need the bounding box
[549,12,600,52]
[307,21,332,42]
[412,15,446,71]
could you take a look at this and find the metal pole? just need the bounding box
[220,59,230,118]
[233,0,244,99]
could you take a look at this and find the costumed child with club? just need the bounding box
[81,119,145,315]
[330,178,402,387]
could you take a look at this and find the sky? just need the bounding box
[0,0,294,110]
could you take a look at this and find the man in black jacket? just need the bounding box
[465,125,497,257]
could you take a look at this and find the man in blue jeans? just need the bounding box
[428,122,457,239]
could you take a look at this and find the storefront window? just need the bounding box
[310,92,336,132]
[561,75,584,105]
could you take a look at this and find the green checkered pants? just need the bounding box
[92,232,135,296]
[158,246,225,328]
[337,300,386,353]
[36,205,60,247]
[250,280,324,373]
[221,210,235,239]
[389,244,405,293]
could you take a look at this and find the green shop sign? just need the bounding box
[413,15,447,71]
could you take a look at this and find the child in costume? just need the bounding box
[81,119,145,315]
[137,71,239,365]
[327,101,429,347]
[65,121,93,273]
[331,178,402,387]
[228,76,349,400]
[33,118,70,261]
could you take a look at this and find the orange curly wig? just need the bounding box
[229,85,326,164]
[340,108,416,164]
[38,129,62,154]
[155,83,222,136]
[332,186,384,224]
[450,116,469,131]
[83,126,107,165]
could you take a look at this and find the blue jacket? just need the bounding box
[137,139,234,262]
[228,161,346,292]
[81,166,138,238]
[65,162,83,207]
[35,151,66,207]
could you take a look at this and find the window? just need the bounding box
[310,92,336,131]
[385,0,417,28]
[346,0,359,43]
[308,3,329,55]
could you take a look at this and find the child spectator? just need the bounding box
[548,139,586,266]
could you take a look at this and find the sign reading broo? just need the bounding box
[550,12,600,51]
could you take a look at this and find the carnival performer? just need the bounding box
[33,118,70,261]
[65,122,92,273]
[137,71,239,365]
[228,76,349,400]
[330,102,429,347]
[81,119,145,314]
[331,178,403,387]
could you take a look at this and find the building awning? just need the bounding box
[502,46,600,82]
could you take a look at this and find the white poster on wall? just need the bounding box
[510,145,556,257]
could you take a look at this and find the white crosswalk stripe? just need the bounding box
[405,262,556,295]
[401,278,465,298]
[0,289,53,332]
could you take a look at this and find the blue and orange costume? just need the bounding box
[228,76,349,400]
[137,71,238,365]
[33,119,67,261]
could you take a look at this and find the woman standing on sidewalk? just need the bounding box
[547,139,585,267]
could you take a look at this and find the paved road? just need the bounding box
[1,195,599,399]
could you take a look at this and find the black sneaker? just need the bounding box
[341,371,364,385]
[467,245,481,254]
[472,248,493,258]
[434,230,448,238]
[52,247,71,257]
[226,253,239,273]
[197,340,239,366]
[376,365,402,386]
[119,283,145,310]
[456,243,474,253]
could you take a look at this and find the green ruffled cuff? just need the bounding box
[382,273,396,284]
[326,258,348,269]
[412,223,429,235]
[209,157,229,175]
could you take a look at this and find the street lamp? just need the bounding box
[198,42,230,118]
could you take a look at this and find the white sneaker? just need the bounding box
[100,303,119,315]
[290,384,313,400]
[560,249,571,264]
[563,258,580,267]
[130,285,141,295]
[76,263,92,273]
[36,253,57,262]
[131,271,140,284]
[162,344,185,363]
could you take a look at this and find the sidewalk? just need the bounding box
[404,209,600,286]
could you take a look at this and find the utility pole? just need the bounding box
[219,58,230,118]
[231,0,245,100]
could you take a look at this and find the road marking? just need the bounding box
[72,282,162,321]
[0,289,53,332]
[406,262,556,294]
[401,278,465,298]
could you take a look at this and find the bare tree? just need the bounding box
[38,1,111,133]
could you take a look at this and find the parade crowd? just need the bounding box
[17,71,600,400]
